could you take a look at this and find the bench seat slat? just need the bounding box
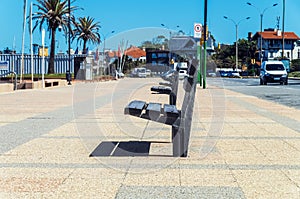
[150,86,159,92]
[159,82,172,87]
[163,104,179,118]
[124,100,146,116]
[151,86,172,94]
[146,103,162,118]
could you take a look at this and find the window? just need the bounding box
[266,64,284,71]
[158,53,168,58]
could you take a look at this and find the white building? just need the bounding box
[252,29,300,61]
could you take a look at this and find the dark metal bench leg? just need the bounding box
[172,125,185,157]
[169,92,176,106]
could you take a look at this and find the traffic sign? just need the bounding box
[194,23,202,38]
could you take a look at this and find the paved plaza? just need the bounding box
[0,78,300,198]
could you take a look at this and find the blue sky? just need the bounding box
[0,0,299,53]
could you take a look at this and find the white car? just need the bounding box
[179,70,188,80]
[116,71,124,78]
[137,68,147,78]
[260,60,288,85]
[146,69,151,76]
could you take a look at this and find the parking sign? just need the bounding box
[194,23,202,38]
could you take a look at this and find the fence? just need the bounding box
[0,54,81,76]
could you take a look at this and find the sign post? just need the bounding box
[194,23,202,86]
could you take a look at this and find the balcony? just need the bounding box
[268,44,281,49]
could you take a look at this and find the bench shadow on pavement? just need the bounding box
[89,141,172,157]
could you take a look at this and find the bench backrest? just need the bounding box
[174,58,198,157]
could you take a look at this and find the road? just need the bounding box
[207,77,300,110]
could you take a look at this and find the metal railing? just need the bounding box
[0,71,17,90]
[0,54,76,75]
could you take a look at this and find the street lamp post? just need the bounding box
[247,2,278,65]
[224,16,250,70]
[161,24,180,66]
[160,24,180,41]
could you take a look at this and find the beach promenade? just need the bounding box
[0,78,300,198]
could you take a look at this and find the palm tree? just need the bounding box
[73,17,101,54]
[32,0,77,74]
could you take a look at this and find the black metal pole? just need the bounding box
[203,0,207,89]
[282,0,285,57]
[67,0,72,85]
[204,0,207,42]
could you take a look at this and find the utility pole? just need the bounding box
[203,0,207,89]
[282,0,285,57]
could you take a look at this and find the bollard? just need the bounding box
[66,70,72,85]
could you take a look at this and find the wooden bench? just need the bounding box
[124,59,198,157]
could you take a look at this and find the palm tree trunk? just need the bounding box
[83,40,87,54]
[48,28,56,74]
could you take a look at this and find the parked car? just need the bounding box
[219,70,229,77]
[146,69,151,76]
[207,72,217,77]
[136,67,147,78]
[116,71,124,78]
[161,69,176,79]
[260,60,288,85]
[131,67,147,78]
[219,70,241,78]
[179,70,188,80]
[229,71,241,78]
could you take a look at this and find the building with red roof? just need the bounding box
[252,29,300,62]
[125,46,146,59]
[107,46,146,60]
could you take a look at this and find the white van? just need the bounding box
[260,60,288,85]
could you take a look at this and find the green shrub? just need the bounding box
[289,72,300,77]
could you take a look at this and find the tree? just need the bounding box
[291,59,300,71]
[140,35,168,50]
[32,0,78,74]
[72,16,101,54]
[238,39,257,64]
[212,39,256,69]
[212,44,235,68]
